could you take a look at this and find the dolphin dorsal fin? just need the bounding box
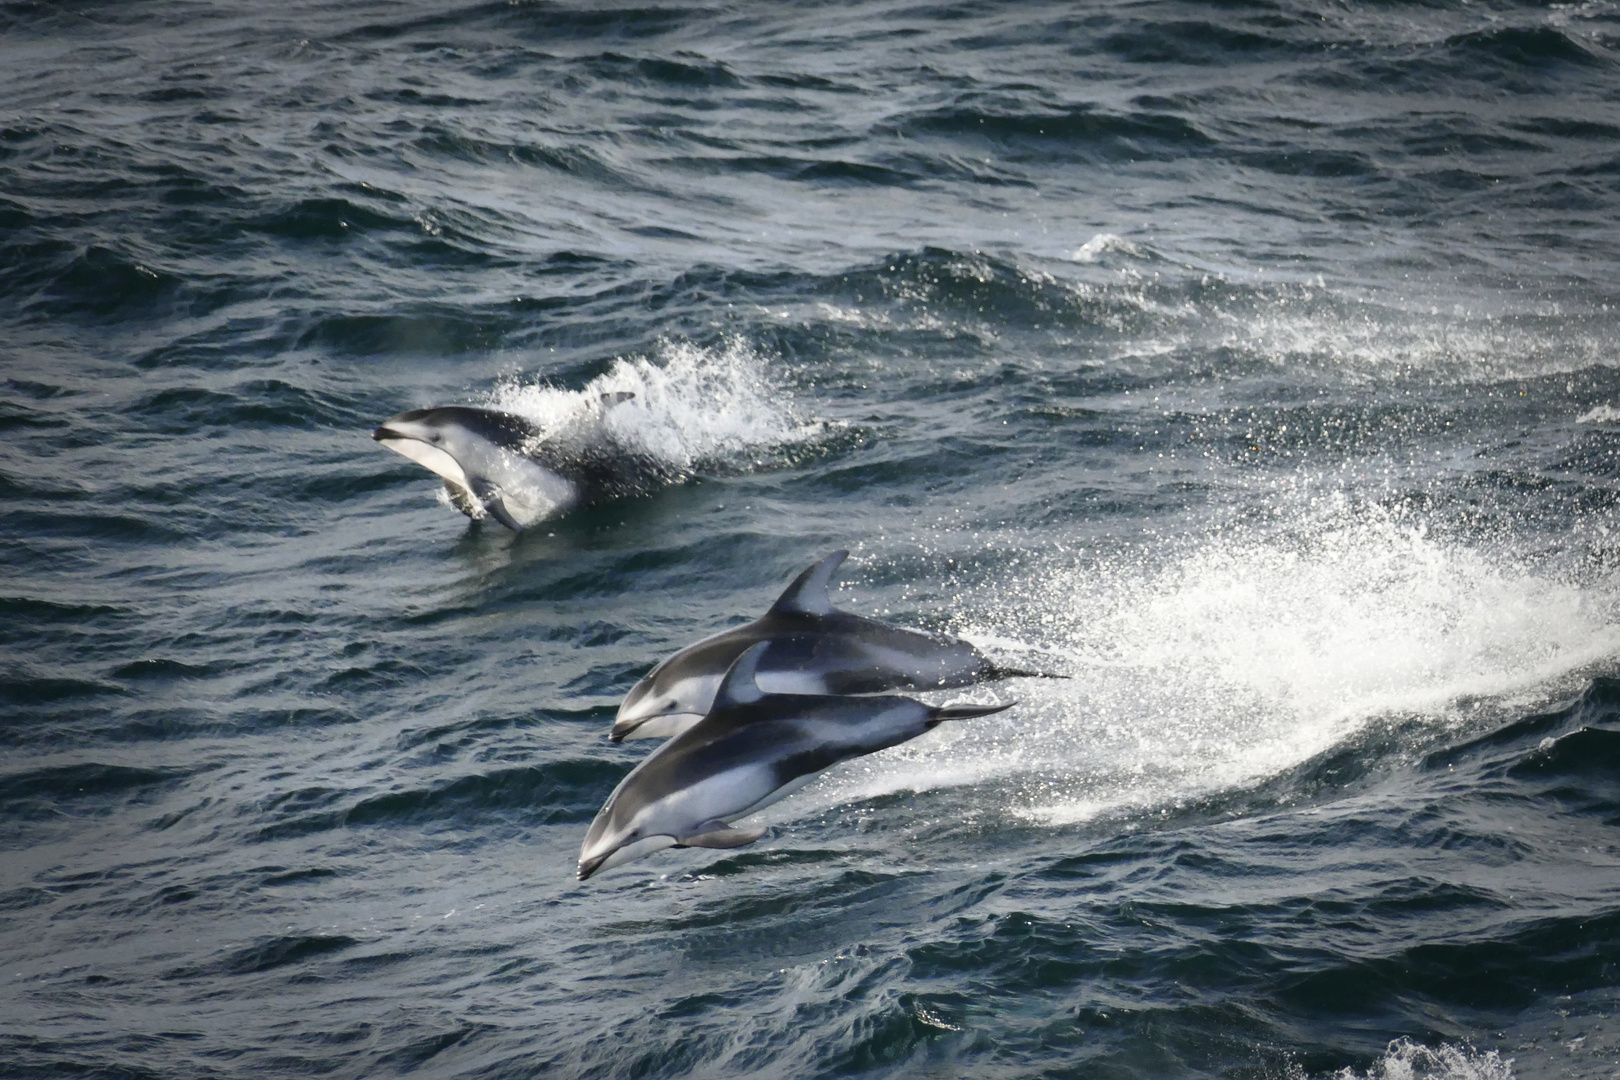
[713,641,769,709]
[768,550,848,617]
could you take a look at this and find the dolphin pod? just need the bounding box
[579,551,1041,880]
[578,641,1014,880]
[368,406,1037,878]
[612,549,1046,741]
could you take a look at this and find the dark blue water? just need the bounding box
[6,1,1620,1076]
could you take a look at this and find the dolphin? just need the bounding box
[372,394,638,530]
[611,549,1052,741]
[577,641,1014,880]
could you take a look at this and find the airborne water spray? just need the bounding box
[793,491,1620,829]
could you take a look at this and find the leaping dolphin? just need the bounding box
[578,641,1014,880]
[611,549,1052,741]
[372,394,638,530]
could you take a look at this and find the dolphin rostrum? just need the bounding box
[578,641,1014,880]
[611,549,1051,741]
[372,394,640,530]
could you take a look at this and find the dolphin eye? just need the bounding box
[430,433,443,443]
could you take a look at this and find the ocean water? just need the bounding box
[5,0,1620,1076]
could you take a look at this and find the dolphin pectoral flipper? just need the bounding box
[676,822,767,849]
[443,480,479,518]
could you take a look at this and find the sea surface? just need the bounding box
[5,1,1620,1077]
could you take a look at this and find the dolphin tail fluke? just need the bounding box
[987,664,1069,681]
[932,700,1016,724]
[676,823,767,849]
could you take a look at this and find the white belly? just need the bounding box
[379,437,475,503]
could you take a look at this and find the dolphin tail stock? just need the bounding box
[468,477,524,531]
[479,496,524,532]
[986,663,1069,681]
[931,700,1016,724]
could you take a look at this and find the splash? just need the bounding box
[1315,1040,1513,1080]
[1202,298,1613,385]
[487,338,824,487]
[1070,232,1142,263]
[800,494,1620,826]
[1577,404,1620,424]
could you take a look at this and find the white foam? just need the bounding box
[1071,232,1141,263]
[1577,404,1620,424]
[796,493,1620,826]
[487,339,824,476]
[1318,1039,1513,1080]
[1198,292,1613,385]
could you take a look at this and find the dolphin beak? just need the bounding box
[372,424,402,442]
[609,711,705,742]
[577,853,609,881]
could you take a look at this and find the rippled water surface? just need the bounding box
[6,1,1620,1077]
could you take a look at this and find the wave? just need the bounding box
[1446,26,1604,71]
[295,308,507,357]
[1098,20,1300,66]
[891,99,1216,163]
[163,934,360,980]
[794,246,1617,396]
[248,759,622,841]
[0,763,187,833]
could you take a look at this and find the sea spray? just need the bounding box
[489,339,826,481]
[1318,1040,1514,1080]
[794,492,1620,827]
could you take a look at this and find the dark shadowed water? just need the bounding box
[5,1,1620,1077]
